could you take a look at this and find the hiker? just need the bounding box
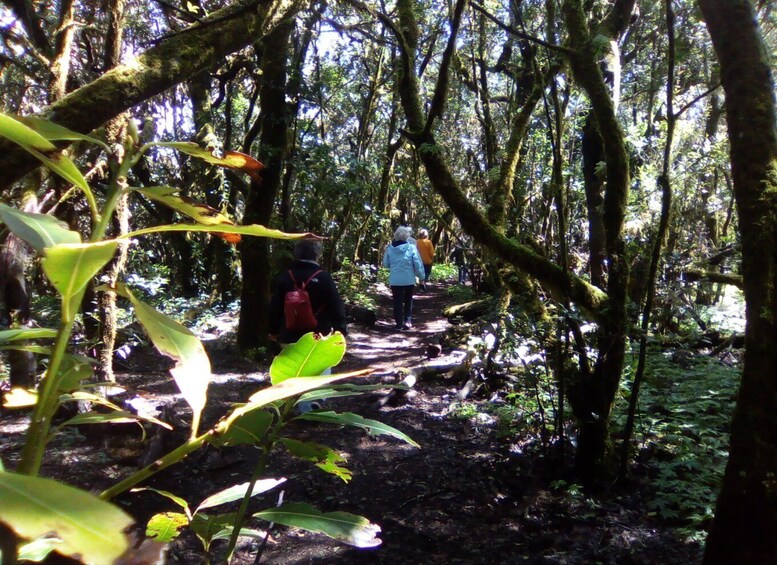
[268,239,348,345]
[383,226,425,330]
[450,243,467,284]
[415,228,435,291]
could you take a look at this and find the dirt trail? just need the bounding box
[340,281,454,374]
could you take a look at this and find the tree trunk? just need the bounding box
[0,0,304,188]
[238,21,292,354]
[697,1,777,562]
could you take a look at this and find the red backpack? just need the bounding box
[284,269,323,331]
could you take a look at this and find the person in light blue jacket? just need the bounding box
[383,226,425,330]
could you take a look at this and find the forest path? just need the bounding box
[339,280,456,375]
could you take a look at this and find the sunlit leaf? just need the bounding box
[59,409,171,432]
[146,512,189,542]
[42,241,118,322]
[3,387,38,408]
[195,478,286,512]
[0,204,80,252]
[124,222,321,241]
[0,471,133,563]
[270,332,347,384]
[0,328,57,343]
[218,370,371,434]
[17,536,63,562]
[280,439,352,482]
[0,114,94,208]
[211,408,273,447]
[297,411,420,447]
[0,112,56,150]
[112,283,210,436]
[137,186,235,226]
[254,502,381,548]
[158,142,265,182]
[15,116,106,148]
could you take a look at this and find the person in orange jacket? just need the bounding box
[415,228,435,291]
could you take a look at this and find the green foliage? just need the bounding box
[0,113,418,563]
[613,351,739,541]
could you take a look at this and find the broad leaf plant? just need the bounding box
[0,113,417,564]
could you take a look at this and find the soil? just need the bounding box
[0,282,702,564]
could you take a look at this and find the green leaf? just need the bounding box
[17,537,63,562]
[270,332,347,384]
[146,512,189,542]
[56,356,94,393]
[297,411,420,448]
[112,283,210,435]
[15,116,106,148]
[59,409,171,432]
[195,478,286,513]
[280,439,352,482]
[0,328,57,343]
[0,113,56,150]
[0,204,80,252]
[211,408,273,447]
[254,502,381,548]
[136,186,235,226]
[157,142,265,181]
[0,471,133,563]
[189,513,236,550]
[131,487,191,517]
[124,222,321,241]
[42,241,119,321]
[0,114,93,205]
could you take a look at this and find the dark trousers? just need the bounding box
[391,285,414,326]
[423,264,432,282]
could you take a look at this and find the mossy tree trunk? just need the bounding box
[238,21,293,354]
[561,0,632,482]
[697,1,777,562]
[0,0,305,188]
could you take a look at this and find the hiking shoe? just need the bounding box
[402,322,412,330]
[395,324,404,331]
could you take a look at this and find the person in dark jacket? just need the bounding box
[268,240,348,344]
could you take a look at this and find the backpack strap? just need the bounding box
[289,269,323,290]
[302,269,323,288]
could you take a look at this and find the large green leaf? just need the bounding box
[0,112,56,151]
[15,116,106,148]
[136,186,235,226]
[0,204,80,252]
[254,502,381,548]
[270,332,347,384]
[158,142,265,182]
[297,411,420,447]
[42,241,119,322]
[125,222,321,241]
[112,283,210,435]
[0,113,92,198]
[195,479,286,513]
[281,439,352,482]
[0,471,133,563]
[217,370,371,437]
[211,408,273,447]
[0,328,57,343]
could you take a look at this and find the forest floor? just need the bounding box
[0,281,708,564]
